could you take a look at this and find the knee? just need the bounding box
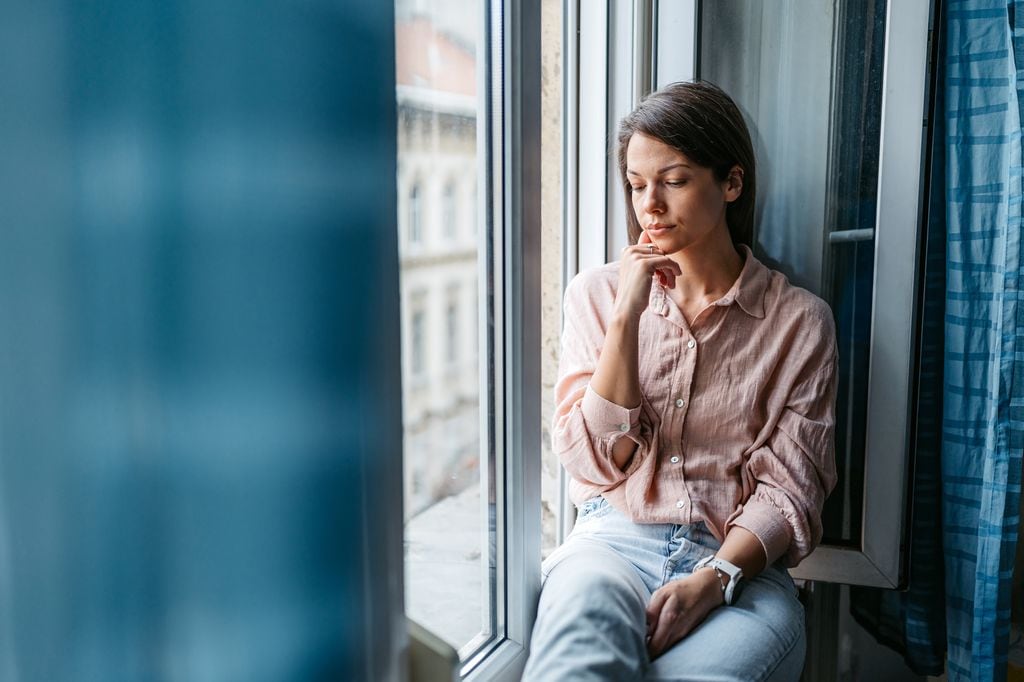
[526,551,649,681]
[540,548,643,602]
[539,551,647,622]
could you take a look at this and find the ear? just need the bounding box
[723,165,744,203]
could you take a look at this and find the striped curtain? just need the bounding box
[943,1,1024,680]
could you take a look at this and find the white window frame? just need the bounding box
[458,0,543,679]
[564,0,933,588]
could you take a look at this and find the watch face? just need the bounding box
[728,578,744,605]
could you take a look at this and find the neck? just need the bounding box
[667,228,744,304]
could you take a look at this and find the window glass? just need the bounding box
[396,0,491,657]
[699,0,888,545]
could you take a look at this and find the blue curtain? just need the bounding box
[943,1,1024,679]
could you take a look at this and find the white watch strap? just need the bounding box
[695,556,743,605]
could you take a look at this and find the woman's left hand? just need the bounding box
[645,568,724,660]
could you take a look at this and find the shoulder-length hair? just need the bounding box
[616,81,756,248]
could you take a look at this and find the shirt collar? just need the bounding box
[723,245,768,319]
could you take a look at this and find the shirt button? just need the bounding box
[687,339,696,349]
[675,398,685,408]
[619,423,629,432]
[670,456,680,464]
[676,500,685,509]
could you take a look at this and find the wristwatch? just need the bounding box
[694,555,744,605]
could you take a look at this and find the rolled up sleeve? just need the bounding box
[551,276,652,488]
[728,334,839,567]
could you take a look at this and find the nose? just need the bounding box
[639,185,664,216]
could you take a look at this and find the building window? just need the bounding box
[411,309,425,376]
[446,296,458,365]
[471,181,478,235]
[409,183,423,244]
[443,181,457,239]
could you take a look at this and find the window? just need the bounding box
[396,0,541,678]
[446,293,458,366]
[471,181,478,235]
[411,308,426,378]
[443,181,458,239]
[695,0,929,588]
[409,183,423,245]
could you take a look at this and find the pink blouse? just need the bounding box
[553,246,838,567]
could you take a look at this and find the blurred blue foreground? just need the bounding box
[0,1,403,680]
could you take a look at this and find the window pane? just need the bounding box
[700,0,888,545]
[818,0,887,546]
[395,0,490,657]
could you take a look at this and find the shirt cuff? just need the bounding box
[580,385,642,439]
[727,498,793,567]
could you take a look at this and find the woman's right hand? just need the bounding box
[613,230,681,322]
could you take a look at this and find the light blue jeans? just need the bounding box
[523,497,805,681]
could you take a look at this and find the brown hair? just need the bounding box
[616,81,756,248]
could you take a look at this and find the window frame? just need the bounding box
[787,0,933,588]
[459,0,543,679]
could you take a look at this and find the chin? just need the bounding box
[656,239,689,255]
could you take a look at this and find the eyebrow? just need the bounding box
[626,162,691,176]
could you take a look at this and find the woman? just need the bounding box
[523,81,838,681]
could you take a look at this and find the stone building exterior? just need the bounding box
[395,15,481,519]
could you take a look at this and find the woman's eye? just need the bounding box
[666,180,686,187]
[630,185,645,193]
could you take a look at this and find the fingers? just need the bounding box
[620,246,680,273]
[647,593,679,659]
[621,243,661,257]
[646,589,667,640]
[638,229,653,245]
[618,243,680,290]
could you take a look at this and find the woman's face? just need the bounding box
[625,132,741,254]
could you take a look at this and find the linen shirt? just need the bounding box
[552,246,838,567]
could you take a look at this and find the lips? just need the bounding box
[646,224,675,237]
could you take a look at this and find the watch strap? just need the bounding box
[694,555,744,605]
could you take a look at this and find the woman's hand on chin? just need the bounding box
[614,230,681,323]
[644,568,724,660]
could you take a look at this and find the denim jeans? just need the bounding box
[523,497,805,681]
